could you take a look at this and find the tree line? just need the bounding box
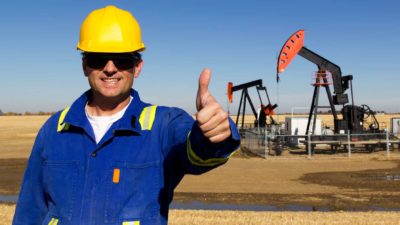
[0,110,55,116]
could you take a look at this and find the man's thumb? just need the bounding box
[198,68,211,95]
[196,68,212,111]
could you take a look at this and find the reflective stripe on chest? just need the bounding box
[139,105,157,130]
[57,105,158,132]
[57,107,71,132]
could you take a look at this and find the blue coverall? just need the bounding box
[12,89,240,225]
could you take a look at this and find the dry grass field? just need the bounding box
[0,115,49,159]
[2,204,400,225]
[0,114,399,159]
[169,210,400,225]
[1,115,400,224]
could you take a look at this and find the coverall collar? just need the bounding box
[63,89,146,136]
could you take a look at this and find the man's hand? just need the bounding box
[196,69,231,143]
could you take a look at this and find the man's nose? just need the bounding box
[104,60,118,75]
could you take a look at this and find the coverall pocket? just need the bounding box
[42,161,79,222]
[104,161,161,223]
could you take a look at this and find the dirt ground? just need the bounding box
[173,152,400,211]
[2,152,400,211]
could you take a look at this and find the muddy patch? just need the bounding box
[300,160,400,192]
[174,160,400,211]
[0,158,26,195]
[173,192,400,211]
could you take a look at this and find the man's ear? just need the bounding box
[82,60,88,77]
[133,60,144,78]
[82,59,87,77]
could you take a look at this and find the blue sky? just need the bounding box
[0,0,399,114]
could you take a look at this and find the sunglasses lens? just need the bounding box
[86,56,108,69]
[113,58,135,70]
[85,54,136,70]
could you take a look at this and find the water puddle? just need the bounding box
[0,196,320,211]
[171,201,400,211]
[2,195,399,212]
[171,201,317,211]
[0,195,18,203]
[172,201,400,211]
[352,174,400,181]
[372,175,399,181]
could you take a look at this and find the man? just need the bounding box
[12,5,240,225]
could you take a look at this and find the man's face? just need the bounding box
[83,53,143,101]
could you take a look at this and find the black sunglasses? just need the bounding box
[83,53,141,70]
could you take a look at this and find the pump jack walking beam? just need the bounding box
[230,80,262,128]
[276,29,357,134]
[228,79,277,129]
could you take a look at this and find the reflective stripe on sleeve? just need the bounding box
[186,132,237,167]
[122,221,140,225]
[57,106,71,132]
[48,218,59,225]
[139,105,157,130]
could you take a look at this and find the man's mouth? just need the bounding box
[101,77,121,85]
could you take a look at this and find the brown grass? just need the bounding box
[0,116,49,159]
[2,204,399,225]
[169,210,400,225]
[0,114,398,159]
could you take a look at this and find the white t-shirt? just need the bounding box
[85,97,133,144]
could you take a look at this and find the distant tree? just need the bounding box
[4,112,22,116]
[0,109,3,116]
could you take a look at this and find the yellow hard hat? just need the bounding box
[77,5,145,53]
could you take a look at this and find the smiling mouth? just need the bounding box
[101,77,121,85]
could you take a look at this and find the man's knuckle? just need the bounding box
[223,122,230,131]
[220,111,228,120]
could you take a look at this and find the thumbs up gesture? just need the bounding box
[196,69,231,143]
